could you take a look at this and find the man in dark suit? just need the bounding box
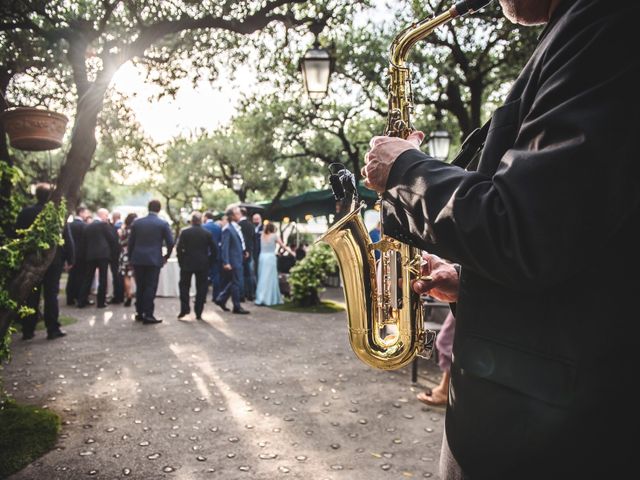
[65,206,90,306]
[251,212,263,275]
[128,199,174,324]
[176,212,217,320]
[363,1,639,477]
[214,206,249,314]
[238,207,256,301]
[77,208,118,309]
[15,183,75,340]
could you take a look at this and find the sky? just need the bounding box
[110,1,394,144]
[111,62,256,144]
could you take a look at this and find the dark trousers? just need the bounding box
[134,265,161,318]
[180,269,208,317]
[242,256,256,300]
[110,258,124,302]
[80,259,109,307]
[216,265,242,311]
[65,261,85,305]
[23,260,63,336]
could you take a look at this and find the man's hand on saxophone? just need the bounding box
[361,130,425,193]
[411,252,460,303]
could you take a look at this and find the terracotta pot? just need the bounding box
[0,107,68,151]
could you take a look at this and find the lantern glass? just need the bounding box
[427,130,452,161]
[301,48,331,101]
[231,174,244,193]
[191,196,202,211]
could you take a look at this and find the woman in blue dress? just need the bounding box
[255,222,295,306]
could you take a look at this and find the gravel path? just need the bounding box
[3,288,445,480]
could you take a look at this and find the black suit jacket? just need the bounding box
[83,220,118,262]
[68,218,86,263]
[238,218,255,256]
[382,1,639,477]
[176,225,217,272]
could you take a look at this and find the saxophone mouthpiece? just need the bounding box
[453,0,493,16]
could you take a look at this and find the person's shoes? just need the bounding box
[97,304,107,309]
[22,332,35,341]
[86,299,95,306]
[195,315,204,321]
[142,316,163,324]
[239,297,246,302]
[124,298,132,307]
[232,308,250,314]
[135,314,144,322]
[66,299,76,306]
[108,298,123,305]
[177,311,189,320]
[47,330,67,340]
[214,300,230,312]
[76,302,87,309]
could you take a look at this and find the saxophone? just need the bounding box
[318,0,493,370]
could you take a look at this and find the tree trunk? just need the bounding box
[0,78,110,346]
[0,79,14,239]
[52,81,109,209]
[0,248,57,346]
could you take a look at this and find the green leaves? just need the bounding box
[288,243,337,307]
[0,191,65,363]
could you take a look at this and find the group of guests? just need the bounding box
[179,205,295,319]
[15,186,300,340]
[66,198,175,324]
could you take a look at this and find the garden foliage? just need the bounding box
[287,243,337,307]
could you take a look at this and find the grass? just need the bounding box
[0,399,61,478]
[270,299,346,313]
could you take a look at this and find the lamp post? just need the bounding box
[427,130,452,161]
[191,196,202,211]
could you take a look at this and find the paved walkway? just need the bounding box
[3,287,445,480]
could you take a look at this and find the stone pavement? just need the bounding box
[3,287,446,480]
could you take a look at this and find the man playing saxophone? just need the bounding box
[363,0,639,478]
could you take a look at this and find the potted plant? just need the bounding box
[0,106,68,151]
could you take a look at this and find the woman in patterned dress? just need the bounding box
[118,213,137,306]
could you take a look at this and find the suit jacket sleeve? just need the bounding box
[176,230,185,267]
[383,11,639,291]
[128,224,137,259]
[221,229,230,265]
[208,233,217,266]
[163,222,174,258]
[104,222,119,260]
[63,223,75,265]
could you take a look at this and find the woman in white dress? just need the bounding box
[255,223,295,306]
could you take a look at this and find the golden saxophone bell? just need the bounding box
[318,1,493,370]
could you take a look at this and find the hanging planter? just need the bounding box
[0,106,68,151]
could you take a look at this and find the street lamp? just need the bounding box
[191,196,202,211]
[231,173,244,193]
[427,130,452,161]
[300,44,333,103]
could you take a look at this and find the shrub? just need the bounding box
[287,243,337,307]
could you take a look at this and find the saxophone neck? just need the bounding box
[389,8,458,67]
